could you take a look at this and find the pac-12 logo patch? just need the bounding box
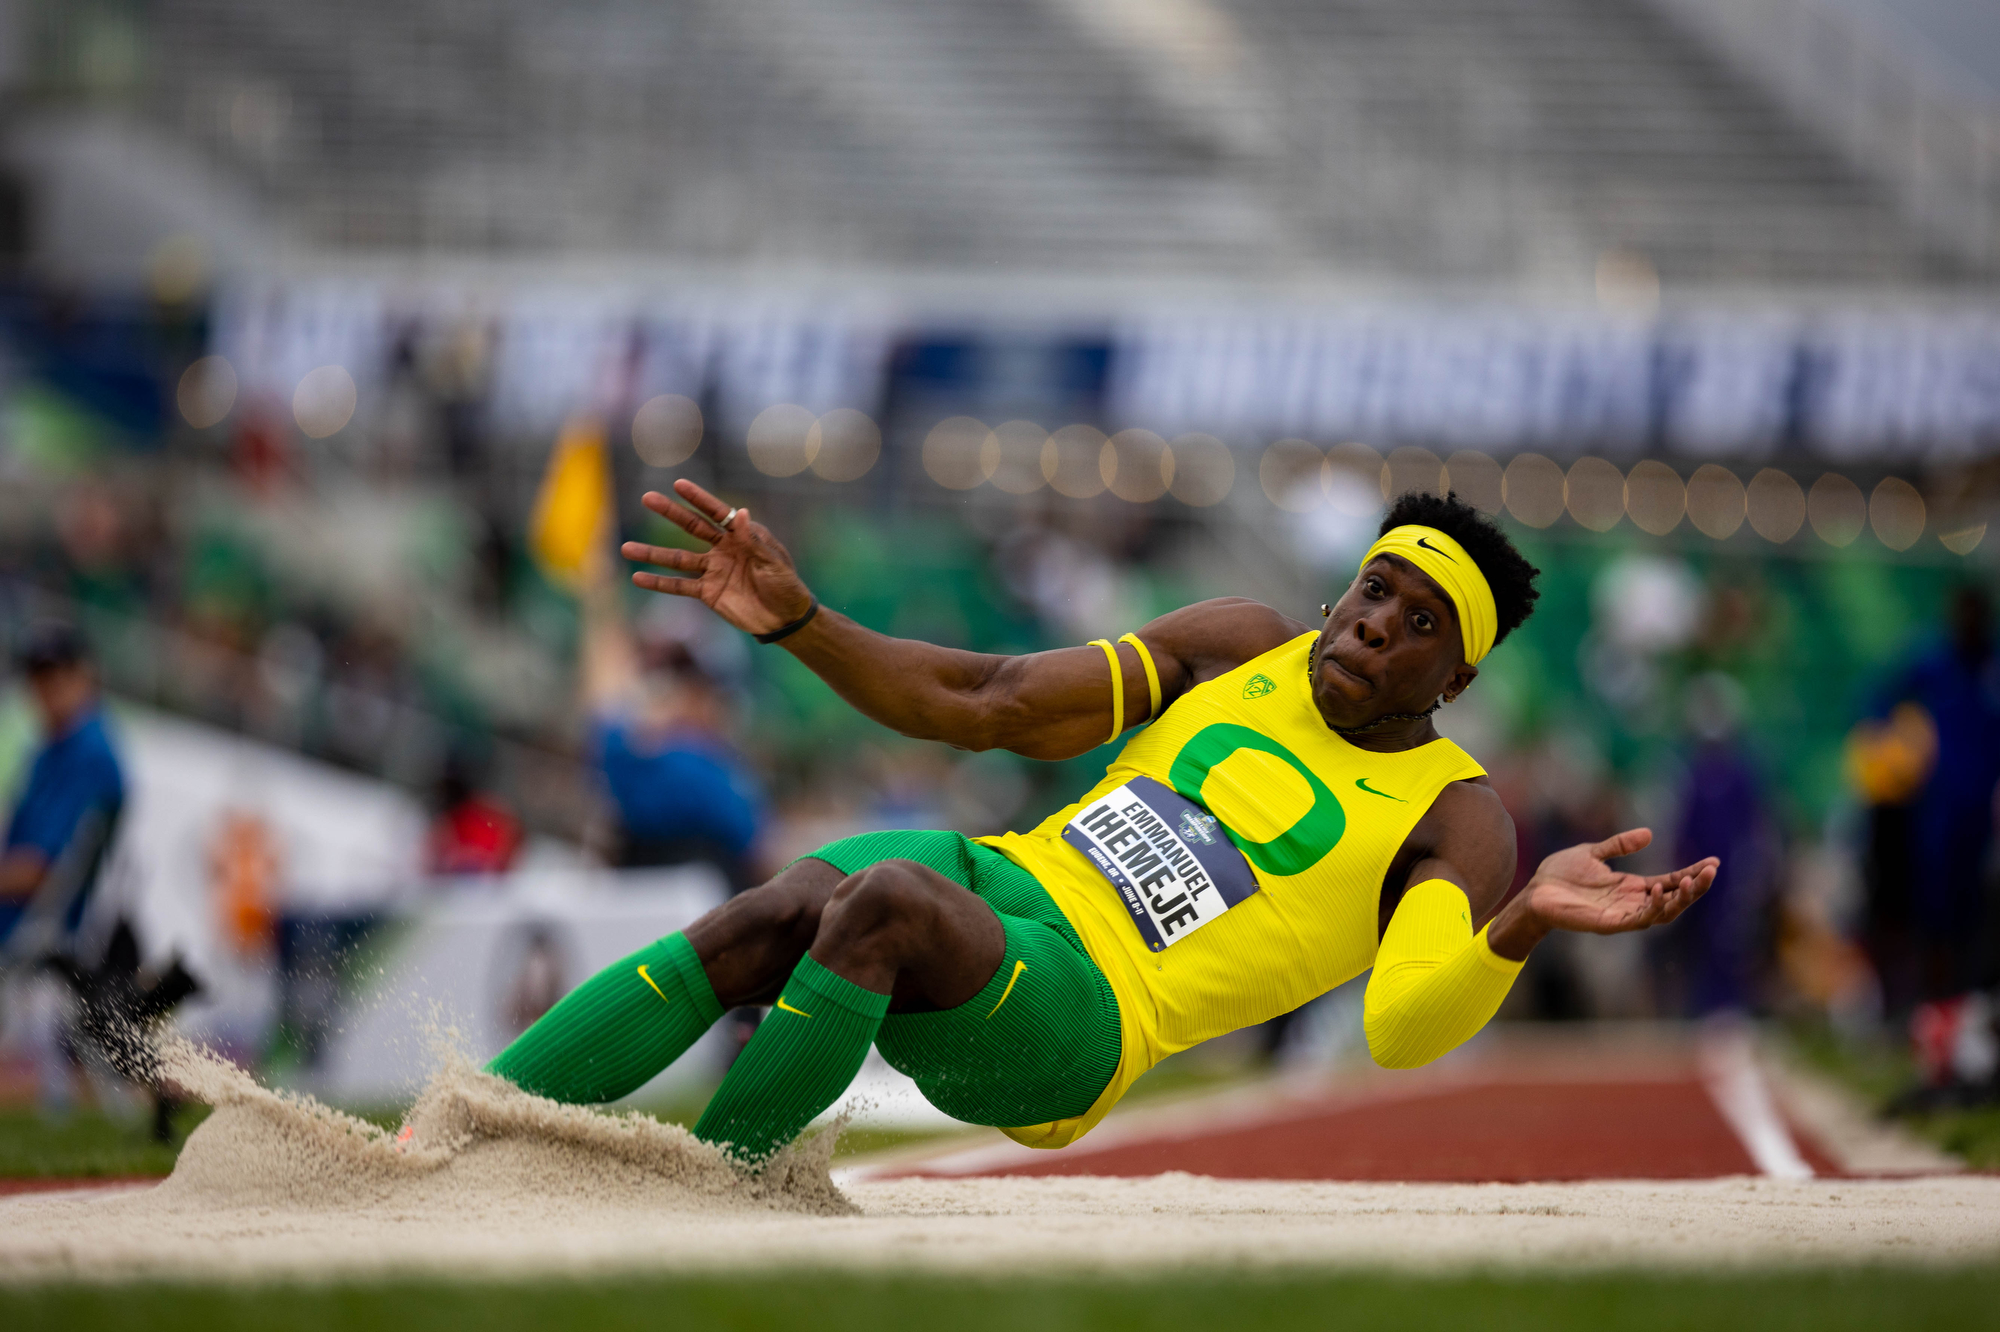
[1177,809,1220,845]
[1242,673,1276,699]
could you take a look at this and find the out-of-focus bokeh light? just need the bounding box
[1564,456,1624,532]
[746,403,816,477]
[1595,248,1660,318]
[806,408,881,482]
[986,420,1048,494]
[177,355,237,428]
[631,393,703,467]
[1685,463,1745,539]
[1260,438,1323,512]
[1044,425,1108,499]
[1808,473,1867,546]
[922,416,994,490]
[1502,452,1564,528]
[293,364,357,438]
[1624,459,1684,535]
[1746,467,1806,543]
[147,233,209,306]
[1102,428,1170,503]
[1324,441,1384,516]
[1443,450,1502,514]
[1941,522,1988,555]
[1869,476,1926,552]
[1383,446,1445,500]
[1167,433,1233,506]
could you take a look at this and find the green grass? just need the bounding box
[0,1104,210,1178]
[7,1269,2000,1332]
[1783,1024,2000,1169]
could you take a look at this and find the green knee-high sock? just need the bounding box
[694,954,888,1168]
[487,931,723,1104]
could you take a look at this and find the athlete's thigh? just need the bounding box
[874,914,1120,1127]
[811,856,1007,1011]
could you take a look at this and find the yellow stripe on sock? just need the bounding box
[636,964,671,1005]
[985,960,1027,1019]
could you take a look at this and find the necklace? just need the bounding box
[1332,700,1443,736]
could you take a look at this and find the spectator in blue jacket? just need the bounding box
[1,626,125,949]
[580,560,764,889]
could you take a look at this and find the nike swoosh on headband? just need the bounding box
[1415,537,1456,562]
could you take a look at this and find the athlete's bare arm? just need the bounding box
[622,480,1299,761]
[1382,780,1716,961]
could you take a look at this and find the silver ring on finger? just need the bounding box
[720,508,740,533]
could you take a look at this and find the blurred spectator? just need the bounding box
[1656,673,1776,1016]
[0,626,129,1117]
[0,626,126,947]
[1846,701,1938,1017]
[211,809,281,957]
[1866,584,2000,1004]
[580,559,764,887]
[426,752,524,877]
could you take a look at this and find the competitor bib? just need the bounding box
[1062,776,1261,951]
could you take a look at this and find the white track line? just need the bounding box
[1699,1031,1815,1180]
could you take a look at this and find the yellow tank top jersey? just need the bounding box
[977,631,1484,1148]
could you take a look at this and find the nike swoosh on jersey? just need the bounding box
[1355,777,1407,802]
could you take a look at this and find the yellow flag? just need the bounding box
[528,414,611,589]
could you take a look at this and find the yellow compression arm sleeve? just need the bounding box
[1363,878,1525,1070]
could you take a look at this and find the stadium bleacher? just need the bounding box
[51,0,1975,282]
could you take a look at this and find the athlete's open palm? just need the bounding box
[623,480,815,637]
[1525,828,1716,936]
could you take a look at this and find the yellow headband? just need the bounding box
[1358,525,1497,665]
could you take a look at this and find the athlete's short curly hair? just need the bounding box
[1379,491,1541,646]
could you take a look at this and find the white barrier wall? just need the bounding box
[312,867,729,1105]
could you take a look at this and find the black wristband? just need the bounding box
[754,596,820,644]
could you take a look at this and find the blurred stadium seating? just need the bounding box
[19,0,1983,277]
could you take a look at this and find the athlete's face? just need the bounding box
[1311,555,1477,731]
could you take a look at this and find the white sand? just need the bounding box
[3,1041,1997,1284]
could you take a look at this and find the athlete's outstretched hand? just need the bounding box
[621,480,816,637]
[1521,828,1716,936]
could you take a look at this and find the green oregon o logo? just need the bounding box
[1166,723,1344,877]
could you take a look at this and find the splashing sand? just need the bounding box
[0,1038,851,1281]
[156,1037,851,1216]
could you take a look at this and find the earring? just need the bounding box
[1320,604,1330,618]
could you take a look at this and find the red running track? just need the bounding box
[882,1039,1847,1183]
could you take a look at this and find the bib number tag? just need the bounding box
[1062,776,1261,951]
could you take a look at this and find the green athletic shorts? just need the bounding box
[805,829,1123,1128]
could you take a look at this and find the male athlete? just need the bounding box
[488,479,1715,1166]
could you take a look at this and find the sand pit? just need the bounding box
[3,1040,1998,1284]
